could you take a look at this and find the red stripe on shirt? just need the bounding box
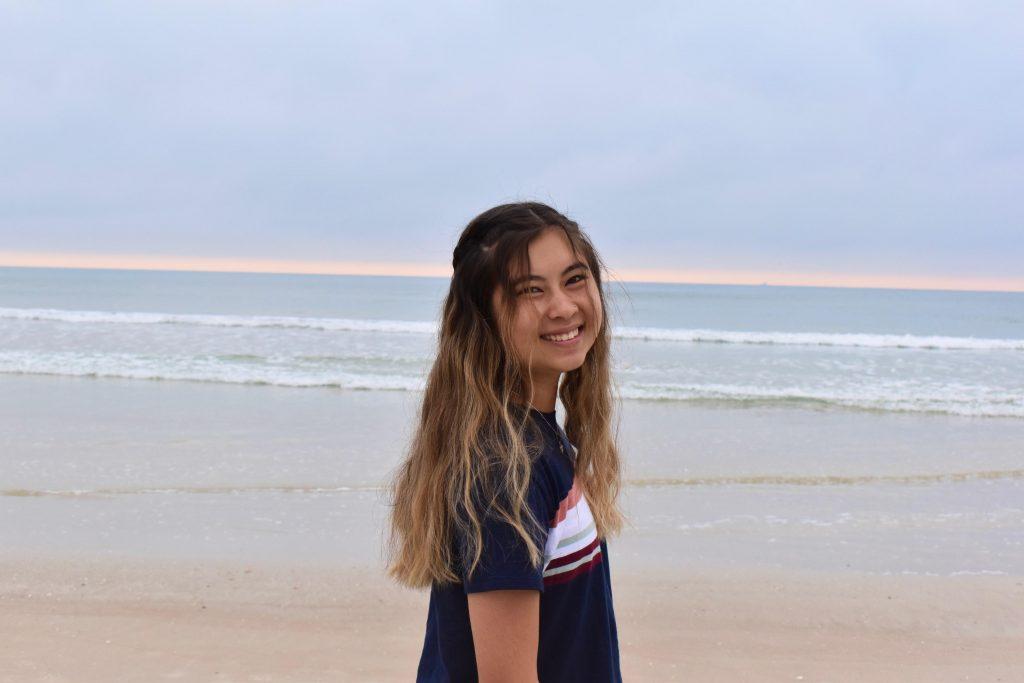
[546,535,601,570]
[543,549,604,587]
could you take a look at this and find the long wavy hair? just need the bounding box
[383,201,625,589]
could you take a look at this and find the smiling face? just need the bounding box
[492,226,603,398]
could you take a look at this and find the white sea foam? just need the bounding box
[3,306,1022,350]
[0,307,438,335]
[0,351,426,392]
[614,325,1024,350]
[617,380,1024,418]
[1,350,1021,417]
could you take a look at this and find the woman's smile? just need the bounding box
[540,323,584,346]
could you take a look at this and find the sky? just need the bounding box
[1,1,1022,291]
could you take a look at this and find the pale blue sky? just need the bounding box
[1,1,1021,284]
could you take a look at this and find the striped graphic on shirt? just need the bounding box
[542,476,603,587]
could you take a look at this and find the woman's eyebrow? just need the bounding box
[511,261,589,287]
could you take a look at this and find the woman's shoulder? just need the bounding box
[464,411,574,511]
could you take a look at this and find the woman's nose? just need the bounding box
[548,287,579,318]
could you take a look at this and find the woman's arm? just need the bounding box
[467,589,540,683]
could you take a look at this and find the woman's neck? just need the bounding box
[528,373,560,413]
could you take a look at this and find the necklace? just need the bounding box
[535,411,567,458]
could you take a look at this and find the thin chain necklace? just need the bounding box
[535,411,567,458]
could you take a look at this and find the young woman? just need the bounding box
[384,202,625,682]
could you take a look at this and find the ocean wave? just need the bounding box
[616,381,1024,418]
[1,350,1021,418]
[0,307,438,335]
[614,326,1024,350]
[3,306,1022,350]
[0,351,426,391]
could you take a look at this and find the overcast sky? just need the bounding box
[1,1,1022,288]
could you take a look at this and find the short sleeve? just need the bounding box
[459,457,555,595]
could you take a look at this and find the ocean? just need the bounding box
[1,266,1022,576]
[3,266,1023,416]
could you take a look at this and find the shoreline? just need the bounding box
[3,554,1022,682]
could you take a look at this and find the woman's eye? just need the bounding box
[518,275,585,296]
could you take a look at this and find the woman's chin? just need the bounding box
[550,352,588,373]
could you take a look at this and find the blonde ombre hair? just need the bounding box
[383,201,625,588]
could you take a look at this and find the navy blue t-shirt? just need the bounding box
[416,408,622,682]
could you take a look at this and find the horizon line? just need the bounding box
[0,251,1021,294]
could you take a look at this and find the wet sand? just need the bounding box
[3,378,1023,680]
[2,555,1022,682]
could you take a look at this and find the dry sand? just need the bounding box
[1,555,1022,682]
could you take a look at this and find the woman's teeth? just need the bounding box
[541,327,580,342]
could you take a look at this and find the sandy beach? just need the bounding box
[3,279,1023,682]
[2,555,1022,682]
